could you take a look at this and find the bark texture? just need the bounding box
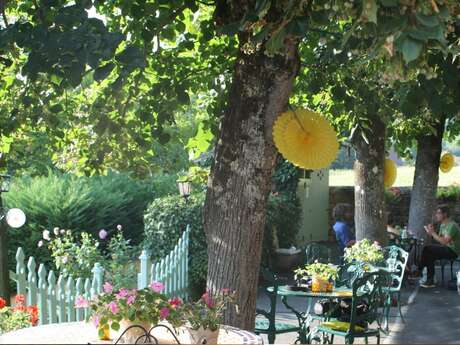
[407,118,445,239]
[352,117,387,244]
[203,39,300,329]
[0,196,10,303]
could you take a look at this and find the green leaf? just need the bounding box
[401,38,423,64]
[111,322,120,331]
[219,22,241,36]
[49,104,64,113]
[265,27,287,55]
[380,0,397,7]
[254,0,271,18]
[285,18,309,37]
[94,63,115,81]
[361,0,378,23]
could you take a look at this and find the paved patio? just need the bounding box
[256,264,460,344]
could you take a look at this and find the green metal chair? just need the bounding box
[309,270,390,344]
[305,242,333,264]
[255,269,301,344]
[382,246,409,332]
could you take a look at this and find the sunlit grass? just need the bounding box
[329,166,460,187]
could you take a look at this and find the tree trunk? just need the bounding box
[352,117,387,244]
[407,118,445,239]
[203,40,300,330]
[0,195,10,304]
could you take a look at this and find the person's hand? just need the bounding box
[424,224,435,236]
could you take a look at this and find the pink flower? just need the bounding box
[107,301,119,314]
[92,314,100,327]
[169,298,182,309]
[159,307,170,319]
[75,295,89,308]
[116,288,129,300]
[127,295,136,305]
[202,291,215,308]
[103,282,113,294]
[99,229,108,240]
[220,288,231,295]
[150,281,164,293]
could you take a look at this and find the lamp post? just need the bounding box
[0,174,26,303]
[177,180,192,202]
[0,174,11,301]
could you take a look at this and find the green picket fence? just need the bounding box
[9,226,190,325]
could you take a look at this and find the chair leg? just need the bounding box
[330,334,334,344]
[377,333,381,345]
[397,291,405,323]
[268,331,276,344]
[451,261,454,281]
[441,262,445,284]
[364,336,369,344]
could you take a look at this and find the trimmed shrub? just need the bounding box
[143,193,207,298]
[4,171,155,273]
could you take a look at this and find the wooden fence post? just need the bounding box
[75,278,84,321]
[47,271,57,324]
[137,250,151,289]
[37,264,47,324]
[66,276,75,322]
[15,248,26,296]
[57,275,66,323]
[27,257,37,306]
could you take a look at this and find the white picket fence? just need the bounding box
[9,226,190,325]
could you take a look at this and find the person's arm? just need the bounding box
[425,224,453,246]
[341,225,355,247]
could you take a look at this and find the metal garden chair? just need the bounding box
[255,268,302,344]
[309,270,390,344]
[382,246,409,332]
[305,242,333,264]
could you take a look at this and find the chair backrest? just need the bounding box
[305,242,332,264]
[335,262,368,289]
[257,268,280,320]
[348,270,390,333]
[384,246,409,290]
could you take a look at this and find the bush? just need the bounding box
[437,184,460,201]
[143,193,207,298]
[4,171,155,274]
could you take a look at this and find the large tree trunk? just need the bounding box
[407,117,445,239]
[203,39,300,329]
[352,117,387,244]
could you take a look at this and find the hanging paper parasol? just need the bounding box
[439,152,455,173]
[272,108,339,170]
[384,158,397,188]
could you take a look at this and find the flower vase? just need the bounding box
[186,326,220,344]
[115,320,152,344]
[97,325,111,341]
[311,276,329,293]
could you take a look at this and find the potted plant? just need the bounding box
[0,295,38,333]
[77,281,184,343]
[182,289,236,344]
[294,262,338,292]
[343,239,384,267]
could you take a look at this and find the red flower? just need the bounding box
[13,305,27,312]
[15,294,25,305]
[27,306,39,326]
[0,297,6,309]
[201,291,215,308]
[169,298,182,309]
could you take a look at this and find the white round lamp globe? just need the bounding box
[6,208,26,228]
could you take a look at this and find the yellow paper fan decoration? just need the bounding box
[440,152,455,173]
[272,108,339,170]
[384,158,397,188]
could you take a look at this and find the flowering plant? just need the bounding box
[344,239,384,264]
[77,281,184,338]
[294,262,338,281]
[0,295,38,333]
[183,289,236,331]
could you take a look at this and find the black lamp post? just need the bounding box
[0,174,26,303]
[0,174,11,301]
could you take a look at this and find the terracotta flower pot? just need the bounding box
[311,276,329,293]
[115,320,152,344]
[186,326,220,344]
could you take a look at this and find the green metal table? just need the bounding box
[267,285,353,343]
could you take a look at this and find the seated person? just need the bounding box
[332,203,355,254]
[414,205,460,288]
[386,214,401,240]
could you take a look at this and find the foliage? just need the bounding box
[437,184,460,201]
[183,289,236,331]
[0,295,38,334]
[4,171,154,273]
[80,282,184,337]
[38,225,138,288]
[384,187,402,205]
[143,193,207,296]
[46,229,104,278]
[263,159,301,261]
[344,239,385,264]
[294,262,338,281]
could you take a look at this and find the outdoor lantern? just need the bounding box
[5,208,26,228]
[0,174,11,193]
[177,180,192,199]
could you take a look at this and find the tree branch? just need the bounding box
[0,0,8,26]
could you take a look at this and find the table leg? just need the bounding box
[281,296,311,344]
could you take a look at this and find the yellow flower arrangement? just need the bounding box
[439,152,455,173]
[272,108,339,170]
[384,158,397,188]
